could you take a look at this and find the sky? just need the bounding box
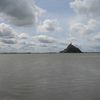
[0,0,100,52]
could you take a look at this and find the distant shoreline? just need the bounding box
[0,52,100,54]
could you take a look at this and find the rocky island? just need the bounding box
[60,43,82,53]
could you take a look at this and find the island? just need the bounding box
[60,43,82,53]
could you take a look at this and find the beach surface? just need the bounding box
[0,53,100,100]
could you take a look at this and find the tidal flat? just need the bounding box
[0,53,100,100]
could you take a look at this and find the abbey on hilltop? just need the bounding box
[60,43,82,53]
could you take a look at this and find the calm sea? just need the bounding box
[0,53,100,100]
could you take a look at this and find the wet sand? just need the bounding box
[0,53,100,100]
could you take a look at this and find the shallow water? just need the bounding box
[0,53,100,100]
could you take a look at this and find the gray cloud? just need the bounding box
[90,34,100,42]
[69,0,100,52]
[69,19,100,35]
[1,39,17,44]
[19,33,30,39]
[69,0,100,38]
[33,35,57,43]
[0,23,17,38]
[70,0,100,17]
[0,23,65,52]
[93,37,100,42]
[37,19,63,33]
[0,0,45,26]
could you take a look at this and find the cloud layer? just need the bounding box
[37,19,63,33]
[69,0,100,51]
[0,23,65,52]
[69,0,100,35]
[0,23,17,38]
[69,0,100,36]
[0,0,44,26]
[33,35,57,43]
[70,0,100,17]
[69,19,100,35]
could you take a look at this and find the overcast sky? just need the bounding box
[0,0,100,52]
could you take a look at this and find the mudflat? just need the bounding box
[0,53,100,100]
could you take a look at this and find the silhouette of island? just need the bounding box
[60,43,82,53]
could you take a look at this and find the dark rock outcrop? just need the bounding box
[60,43,82,53]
